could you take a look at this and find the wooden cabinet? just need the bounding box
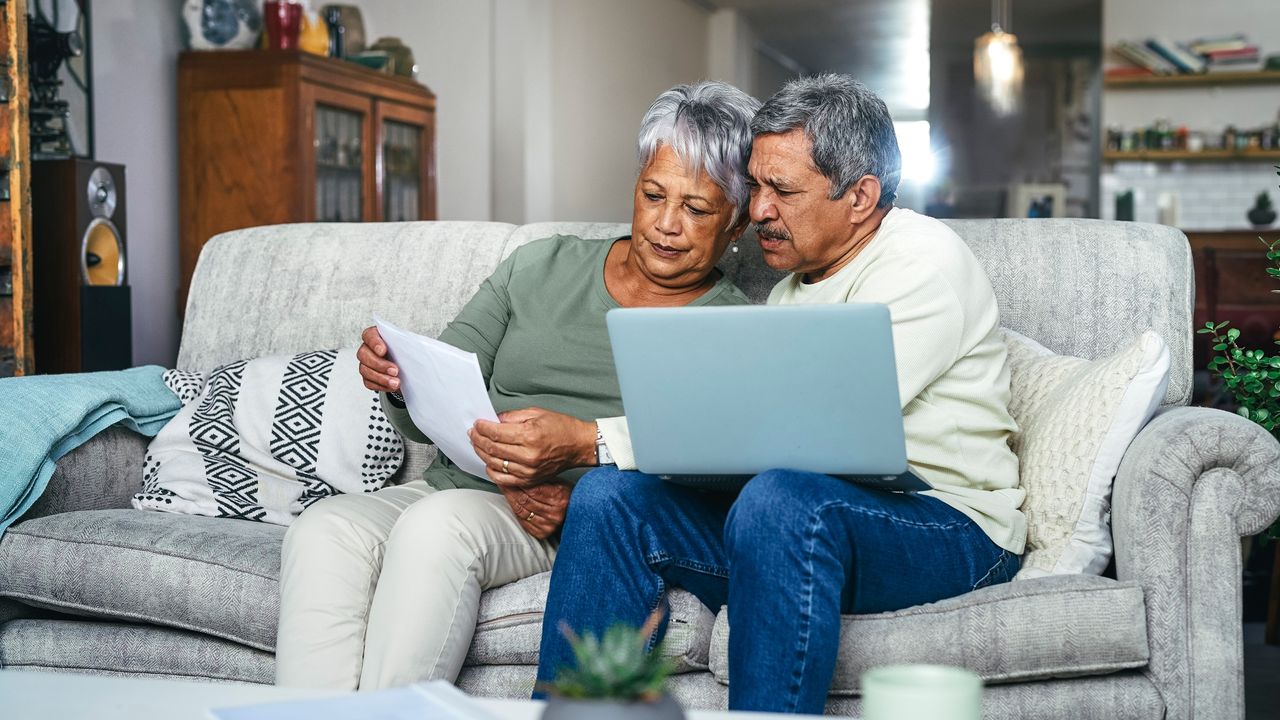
[1189,230,1280,368]
[0,0,32,377]
[178,50,436,309]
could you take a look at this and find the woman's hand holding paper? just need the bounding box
[469,408,596,487]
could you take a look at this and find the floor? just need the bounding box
[1245,623,1279,720]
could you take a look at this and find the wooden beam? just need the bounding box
[6,0,31,375]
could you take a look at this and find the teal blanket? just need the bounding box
[0,366,181,536]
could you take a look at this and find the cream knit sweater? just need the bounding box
[766,208,1025,554]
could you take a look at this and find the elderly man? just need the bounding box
[534,74,1025,714]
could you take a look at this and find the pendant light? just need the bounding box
[974,0,1024,116]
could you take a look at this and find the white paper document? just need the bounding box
[373,315,498,480]
[208,681,499,720]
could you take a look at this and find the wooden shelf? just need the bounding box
[1103,149,1280,162]
[1105,70,1280,88]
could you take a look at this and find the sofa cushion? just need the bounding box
[1003,329,1170,578]
[946,219,1191,406]
[179,221,524,375]
[134,348,403,525]
[0,509,283,651]
[0,512,716,668]
[464,571,716,673]
[0,618,274,684]
[707,574,1148,693]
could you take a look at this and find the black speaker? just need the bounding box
[32,158,131,373]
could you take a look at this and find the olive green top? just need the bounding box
[382,235,749,493]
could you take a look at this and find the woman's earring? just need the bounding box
[731,243,739,254]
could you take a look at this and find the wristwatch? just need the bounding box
[595,422,615,466]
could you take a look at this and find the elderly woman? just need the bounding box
[274,80,760,690]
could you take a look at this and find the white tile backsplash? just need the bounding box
[1102,162,1279,230]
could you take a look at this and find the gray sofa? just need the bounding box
[1,219,1278,719]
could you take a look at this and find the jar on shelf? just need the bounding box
[1105,127,1122,152]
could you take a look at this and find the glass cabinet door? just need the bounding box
[375,100,435,221]
[314,104,366,222]
[381,120,421,222]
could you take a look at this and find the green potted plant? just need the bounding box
[540,610,684,720]
[1199,166,1280,541]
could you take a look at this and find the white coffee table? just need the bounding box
[0,670,810,720]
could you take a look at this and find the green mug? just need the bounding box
[861,664,982,720]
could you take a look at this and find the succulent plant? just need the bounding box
[1256,191,1274,211]
[545,610,676,701]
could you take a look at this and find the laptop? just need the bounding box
[605,303,929,492]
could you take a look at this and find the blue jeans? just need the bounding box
[534,468,1018,714]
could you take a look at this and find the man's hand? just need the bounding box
[469,408,597,487]
[356,326,400,394]
[500,482,571,539]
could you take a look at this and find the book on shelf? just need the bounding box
[1113,41,1177,74]
[1206,59,1264,73]
[1105,66,1155,78]
[1145,38,1207,73]
[1190,34,1249,55]
[1203,46,1260,62]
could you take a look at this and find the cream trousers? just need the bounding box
[275,481,557,689]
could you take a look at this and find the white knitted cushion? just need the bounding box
[1002,329,1170,579]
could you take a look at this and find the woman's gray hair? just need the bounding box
[636,81,761,227]
[751,74,901,208]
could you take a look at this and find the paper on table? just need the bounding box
[208,680,500,720]
[373,315,498,480]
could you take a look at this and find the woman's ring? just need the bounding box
[502,459,509,473]
[527,511,536,521]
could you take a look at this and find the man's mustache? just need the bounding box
[754,223,791,241]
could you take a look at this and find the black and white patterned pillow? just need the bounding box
[133,348,404,525]
[162,369,205,404]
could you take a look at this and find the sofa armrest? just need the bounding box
[20,426,149,522]
[1112,406,1280,720]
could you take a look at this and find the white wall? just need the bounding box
[708,8,756,93]
[360,0,494,221]
[92,0,183,367]
[1101,0,1280,228]
[548,0,711,222]
[754,47,800,102]
[492,0,554,223]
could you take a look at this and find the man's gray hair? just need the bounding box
[751,74,901,208]
[637,81,761,226]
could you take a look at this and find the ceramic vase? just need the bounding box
[181,0,261,51]
[299,11,330,56]
[369,36,418,79]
